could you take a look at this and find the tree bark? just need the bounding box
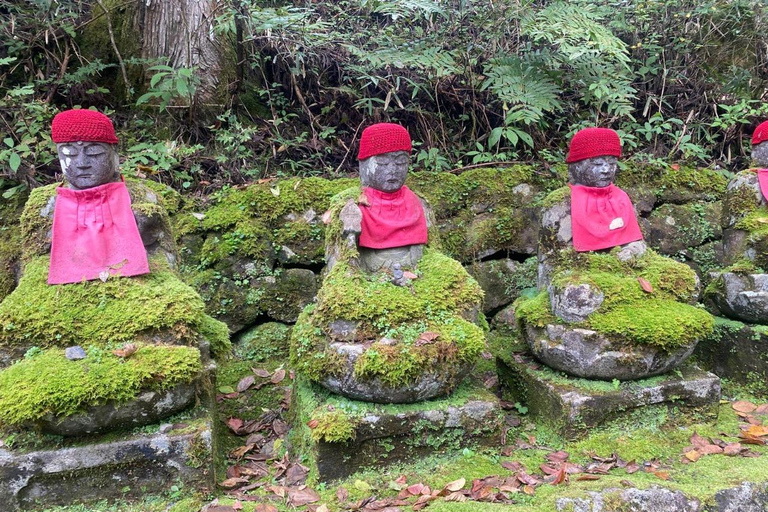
[137,0,224,107]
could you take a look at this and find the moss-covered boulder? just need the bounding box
[0,190,26,303]
[517,248,714,380]
[466,257,537,314]
[645,201,722,256]
[234,321,291,362]
[0,344,202,432]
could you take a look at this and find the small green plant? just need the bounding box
[136,65,201,111]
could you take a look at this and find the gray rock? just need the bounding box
[64,346,86,360]
[466,258,537,314]
[615,240,648,262]
[523,322,698,380]
[0,421,213,511]
[328,320,361,342]
[258,268,319,324]
[646,202,722,256]
[548,283,604,323]
[38,382,198,436]
[359,245,423,273]
[318,342,472,403]
[713,482,768,512]
[707,272,768,323]
[556,486,699,512]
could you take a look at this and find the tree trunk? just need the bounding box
[137,0,224,108]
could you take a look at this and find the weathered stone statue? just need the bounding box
[0,110,228,435]
[516,127,713,380]
[291,123,485,403]
[706,121,768,322]
[327,123,429,274]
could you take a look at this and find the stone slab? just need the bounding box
[496,353,720,438]
[695,317,768,395]
[0,413,215,511]
[289,378,504,482]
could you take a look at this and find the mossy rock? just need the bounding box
[614,163,728,204]
[0,344,202,427]
[0,190,26,302]
[234,322,291,362]
[291,248,486,403]
[0,255,230,361]
[516,249,714,379]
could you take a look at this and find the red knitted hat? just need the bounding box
[51,109,119,144]
[752,121,768,145]
[566,127,621,163]
[357,123,412,160]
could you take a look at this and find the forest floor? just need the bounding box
[28,340,768,512]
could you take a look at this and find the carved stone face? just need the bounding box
[568,156,618,188]
[753,141,768,168]
[57,142,120,190]
[359,151,410,193]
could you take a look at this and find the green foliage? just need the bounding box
[0,344,202,425]
[136,66,201,112]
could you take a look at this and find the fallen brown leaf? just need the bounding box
[219,477,249,489]
[336,486,349,503]
[287,486,320,506]
[576,474,601,481]
[253,368,272,378]
[271,369,286,384]
[113,343,137,358]
[637,277,653,293]
[237,376,255,393]
[443,478,466,492]
[253,504,278,512]
[733,400,758,413]
[414,331,440,346]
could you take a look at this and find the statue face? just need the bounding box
[568,156,618,188]
[359,151,410,193]
[753,141,768,168]
[57,142,120,190]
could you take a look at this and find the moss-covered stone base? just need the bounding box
[288,377,504,482]
[496,353,720,438]
[0,404,215,511]
[695,317,768,396]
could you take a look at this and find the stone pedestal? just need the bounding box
[696,317,768,395]
[496,352,720,438]
[0,409,215,511]
[289,378,504,482]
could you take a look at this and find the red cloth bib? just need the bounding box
[48,180,150,284]
[358,186,428,249]
[569,183,644,252]
[755,169,768,202]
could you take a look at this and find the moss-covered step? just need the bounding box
[496,353,720,438]
[0,407,215,511]
[288,377,504,482]
[695,317,768,396]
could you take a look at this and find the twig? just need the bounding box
[95,0,131,97]
[44,42,71,104]
[334,120,365,174]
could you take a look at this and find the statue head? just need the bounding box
[357,123,412,193]
[51,109,120,190]
[752,121,768,168]
[566,127,621,188]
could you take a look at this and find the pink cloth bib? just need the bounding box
[756,169,768,202]
[569,183,644,252]
[48,180,150,284]
[359,186,428,249]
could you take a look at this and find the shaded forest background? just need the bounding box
[1,0,767,196]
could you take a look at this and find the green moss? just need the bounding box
[0,344,201,425]
[309,409,358,443]
[0,256,227,351]
[615,163,728,202]
[542,185,571,208]
[516,249,713,349]
[291,248,485,387]
[196,313,231,358]
[234,322,291,362]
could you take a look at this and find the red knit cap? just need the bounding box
[752,121,768,145]
[566,127,621,163]
[357,123,412,160]
[51,109,119,144]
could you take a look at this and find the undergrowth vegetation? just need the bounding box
[1,0,767,195]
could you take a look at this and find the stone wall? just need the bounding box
[0,163,729,335]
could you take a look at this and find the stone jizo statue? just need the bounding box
[517,127,712,380]
[336,123,428,274]
[708,120,768,322]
